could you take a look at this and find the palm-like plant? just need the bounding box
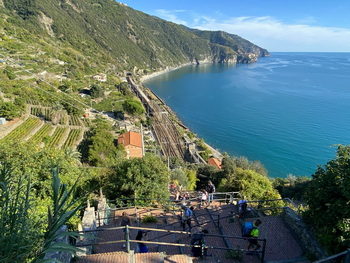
[0,164,82,263]
[0,165,38,263]
[34,167,82,262]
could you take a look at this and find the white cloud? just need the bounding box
[194,16,350,52]
[154,9,188,26]
[152,9,350,52]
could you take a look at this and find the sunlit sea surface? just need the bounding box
[144,53,350,177]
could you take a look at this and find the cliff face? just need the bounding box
[2,0,269,72]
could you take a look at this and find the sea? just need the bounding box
[144,53,350,178]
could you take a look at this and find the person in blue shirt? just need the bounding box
[181,205,194,231]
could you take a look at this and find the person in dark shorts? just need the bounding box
[247,219,262,251]
[181,205,194,231]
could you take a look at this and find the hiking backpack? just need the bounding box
[242,221,255,237]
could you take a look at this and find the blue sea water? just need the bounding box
[144,53,350,178]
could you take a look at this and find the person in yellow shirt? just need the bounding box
[247,219,262,251]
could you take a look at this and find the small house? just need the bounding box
[118,131,143,159]
[0,118,7,125]
[208,157,222,169]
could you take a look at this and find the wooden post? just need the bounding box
[126,225,130,253]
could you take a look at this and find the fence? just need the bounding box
[76,225,267,263]
[96,192,240,227]
[314,249,350,263]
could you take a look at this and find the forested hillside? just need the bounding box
[2,0,268,74]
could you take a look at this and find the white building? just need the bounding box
[92,73,107,82]
[0,118,7,125]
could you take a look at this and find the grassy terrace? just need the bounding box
[28,123,54,145]
[1,117,42,142]
[62,129,81,149]
[46,127,67,148]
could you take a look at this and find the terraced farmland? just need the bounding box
[69,115,82,126]
[62,129,81,149]
[46,127,68,148]
[28,123,54,145]
[1,117,42,142]
[31,107,53,121]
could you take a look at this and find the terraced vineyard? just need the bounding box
[62,129,81,149]
[1,117,42,142]
[28,123,54,145]
[31,107,53,121]
[82,118,91,127]
[46,127,68,148]
[69,115,82,126]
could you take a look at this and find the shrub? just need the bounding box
[142,215,158,224]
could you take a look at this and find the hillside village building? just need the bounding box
[208,157,222,169]
[0,118,7,125]
[92,73,107,82]
[118,131,144,158]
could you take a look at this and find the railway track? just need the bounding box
[127,77,185,159]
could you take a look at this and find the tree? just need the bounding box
[122,98,145,116]
[304,145,350,253]
[105,154,169,203]
[90,84,104,98]
[218,167,281,201]
[273,175,310,201]
[0,101,23,120]
[83,118,126,167]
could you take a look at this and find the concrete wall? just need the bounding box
[282,207,326,260]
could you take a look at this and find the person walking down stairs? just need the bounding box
[242,219,262,251]
[181,205,194,231]
[206,180,215,203]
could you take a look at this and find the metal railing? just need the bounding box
[314,249,350,263]
[76,225,267,263]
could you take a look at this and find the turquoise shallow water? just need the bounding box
[144,53,350,177]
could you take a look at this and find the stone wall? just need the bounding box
[282,207,326,260]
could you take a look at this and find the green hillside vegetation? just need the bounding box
[1,0,348,259]
[2,0,268,75]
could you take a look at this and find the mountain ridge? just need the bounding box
[2,0,268,75]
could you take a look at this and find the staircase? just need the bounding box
[76,197,317,263]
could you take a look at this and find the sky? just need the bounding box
[120,0,350,52]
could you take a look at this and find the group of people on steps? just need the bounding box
[119,181,263,257]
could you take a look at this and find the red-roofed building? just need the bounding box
[208,157,222,169]
[118,131,144,158]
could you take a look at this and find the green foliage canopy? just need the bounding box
[105,153,170,203]
[0,100,24,120]
[122,98,145,116]
[304,145,350,253]
[219,167,281,201]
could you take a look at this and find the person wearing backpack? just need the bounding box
[242,219,262,250]
[191,228,209,258]
[206,181,215,203]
